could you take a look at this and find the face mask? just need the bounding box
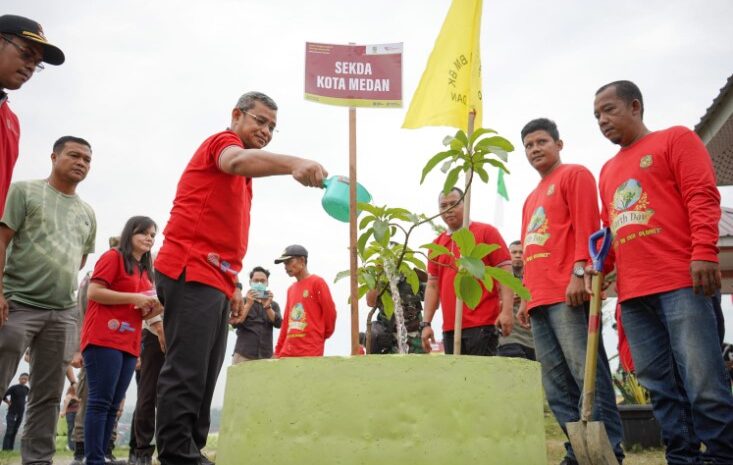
[251,282,267,292]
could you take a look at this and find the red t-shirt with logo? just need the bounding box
[81,249,154,357]
[275,275,337,357]
[598,126,720,302]
[155,130,251,298]
[521,164,600,311]
[427,222,511,331]
[0,97,20,218]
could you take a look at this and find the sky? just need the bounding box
[3,0,733,408]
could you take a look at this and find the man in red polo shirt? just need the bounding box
[592,80,733,465]
[517,118,623,465]
[0,15,64,217]
[420,187,514,355]
[154,91,327,465]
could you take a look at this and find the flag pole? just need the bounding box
[452,110,476,355]
[349,106,360,355]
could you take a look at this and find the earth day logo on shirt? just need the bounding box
[289,303,308,331]
[524,207,550,248]
[609,179,654,235]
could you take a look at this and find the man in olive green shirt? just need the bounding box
[0,135,96,465]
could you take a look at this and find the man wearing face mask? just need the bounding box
[231,266,282,363]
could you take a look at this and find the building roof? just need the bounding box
[722,206,733,240]
[696,75,733,134]
[695,75,733,186]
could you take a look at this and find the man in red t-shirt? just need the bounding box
[0,15,65,217]
[592,80,733,464]
[154,92,328,465]
[273,245,336,357]
[517,118,623,464]
[420,187,513,355]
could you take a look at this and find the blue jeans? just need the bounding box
[621,288,733,465]
[530,302,624,462]
[83,345,137,465]
[66,412,76,451]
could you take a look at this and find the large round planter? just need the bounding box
[618,404,662,450]
[216,355,546,465]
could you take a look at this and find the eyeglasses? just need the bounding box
[240,109,278,134]
[1,35,44,72]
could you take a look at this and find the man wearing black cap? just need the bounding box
[274,245,337,357]
[0,14,64,217]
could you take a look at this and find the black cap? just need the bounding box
[0,15,64,65]
[274,244,308,264]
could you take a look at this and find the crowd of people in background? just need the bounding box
[0,12,733,465]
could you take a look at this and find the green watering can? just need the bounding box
[321,176,372,223]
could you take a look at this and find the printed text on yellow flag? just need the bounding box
[402,0,483,131]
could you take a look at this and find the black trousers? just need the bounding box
[134,329,165,457]
[155,272,229,465]
[2,411,23,450]
[442,325,499,355]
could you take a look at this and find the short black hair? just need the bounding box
[438,186,464,202]
[19,373,29,378]
[509,240,522,247]
[236,91,278,112]
[249,266,271,279]
[52,136,91,154]
[521,118,559,142]
[595,80,644,118]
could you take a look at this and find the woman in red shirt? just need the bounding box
[80,216,161,465]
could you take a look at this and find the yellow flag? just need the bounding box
[402,0,483,131]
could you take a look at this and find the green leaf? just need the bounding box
[442,166,463,195]
[380,291,395,319]
[359,215,376,230]
[385,207,412,221]
[481,158,509,172]
[402,254,427,270]
[475,165,489,183]
[490,148,508,162]
[442,135,454,146]
[362,244,380,262]
[454,273,482,309]
[471,243,499,260]
[475,136,514,152]
[421,150,456,184]
[407,213,421,224]
[364,273,376,290]
[440,160,452,174]
[356,202,380,216]
[484,266,531,300]
[468,127,497,147]
[451,227,475,256]
[405,267,420,294]
[453,130,469,149]
[333,269,350,283]
[357,230,373,255]
[373,219,388,244]
[457,256,485,280]
[358,284,371,300]
[421,243,451,259]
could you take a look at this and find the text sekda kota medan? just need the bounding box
[315,61,390,92]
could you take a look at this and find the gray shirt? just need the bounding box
[233,301,282,359]
[498,270,534,349]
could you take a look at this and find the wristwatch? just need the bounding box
[418,321,431,332]
[573,265,585,278]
